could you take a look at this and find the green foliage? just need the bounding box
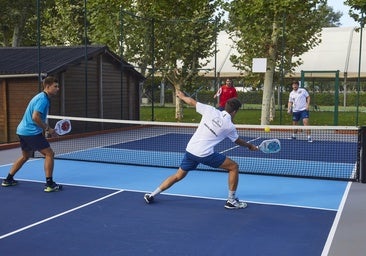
[345,0,366,26]
[148,89,366,108]
[0,0,41,46]
[224,0,328,76]
[42,0,85,45]
[140,105,366,126]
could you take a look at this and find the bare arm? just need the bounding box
[234,138,258,151]
[176,90,197,107]
[306,96,310,110]
[287,102,293,114]
[32,111,55,135]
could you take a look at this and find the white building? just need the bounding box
[202,27,366,79]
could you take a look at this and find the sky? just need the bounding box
[328,0,359,27]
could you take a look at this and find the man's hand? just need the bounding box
[176,90,197,107]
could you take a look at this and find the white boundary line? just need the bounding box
[321,181,352,256]
[0,189,124,240]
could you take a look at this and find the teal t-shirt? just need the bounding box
[17,92,50,136]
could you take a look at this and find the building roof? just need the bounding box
[0,45,144,79]
[293,27,365,78]
[202,27,366,79]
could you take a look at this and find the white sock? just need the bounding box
[150,187,162,197]
[228,190,235,200]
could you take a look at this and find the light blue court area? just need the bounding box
[0,159,347,210]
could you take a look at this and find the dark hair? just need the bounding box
[292,80,299,86]
[43,76,58,87]
[225,98,242,113]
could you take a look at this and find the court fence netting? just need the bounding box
[35,115,366,183]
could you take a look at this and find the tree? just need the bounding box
[321,5,342,27]
[225,0,330,125]
[345,0,366,26]
[0,0,39,46]
[42,0,86,46]
[120,0,222,120]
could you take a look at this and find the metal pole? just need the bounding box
[120,6,124,119]
[37,0,41,90]
[214,19,217,102]
[151,18,155,121]
[356,12,364,126]
[279,12,286,124]
[84,0,88,117]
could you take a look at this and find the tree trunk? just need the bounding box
[261,69,275,125]
[160,79,165,107]
[260,20,279,125]
[269,93,276,121]
[175,83,184,120]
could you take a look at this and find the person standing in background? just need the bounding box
[287,80,312,143]
[214,78,238,111]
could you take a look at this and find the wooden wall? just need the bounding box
[0,52,141,144]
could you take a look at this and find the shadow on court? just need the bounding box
[0,182,335,256]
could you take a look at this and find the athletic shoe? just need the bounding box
[44,182,63,192]
[224,198,247,209]
[144,194,154,204]
[1,179,18,187]
[308,137,313,143]
[288,136,296,140]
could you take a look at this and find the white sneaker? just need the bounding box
[224,198,247,209]
[144,194,154,204]
[308,137,313,143]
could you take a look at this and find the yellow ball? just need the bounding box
[264,126,270,132]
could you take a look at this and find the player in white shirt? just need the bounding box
[144,90,258,209]
[287,81,312,142]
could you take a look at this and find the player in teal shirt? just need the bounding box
[2,76,63,192]
[17,91,50,136]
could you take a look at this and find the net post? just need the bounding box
[359,126,366,183]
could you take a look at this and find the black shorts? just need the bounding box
[18,133,50,152]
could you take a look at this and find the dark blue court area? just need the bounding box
[0,158,348,256]
[1,181,335,256]
[107,133,356,163]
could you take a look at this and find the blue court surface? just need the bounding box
[0,159,348,255]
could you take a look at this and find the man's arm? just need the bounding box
[287,101,293,114]
[306,95,311,110]
[32,111,55,135]
[234,138,258,151]
[176,90,197,107]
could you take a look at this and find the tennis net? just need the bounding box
[39,115,365,182]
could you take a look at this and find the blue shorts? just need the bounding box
[180,151,226,171]
[18,133,50,152]
[292,110,309,122]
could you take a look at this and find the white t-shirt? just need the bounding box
[288,88,309,112]
[186,102,239,157]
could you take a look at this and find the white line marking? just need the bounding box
[321,181,352,256]
[0,189,124,240]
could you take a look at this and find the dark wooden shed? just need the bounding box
[0,45,144,143]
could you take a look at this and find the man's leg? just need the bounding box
[39,147,55,178]
[219,157,239,192]
[144,168,187,203]
[2,150,32,186]
[220,157,247,209]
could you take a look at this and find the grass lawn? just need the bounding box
[140,105,366,126]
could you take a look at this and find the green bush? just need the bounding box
[152,89,366,108]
